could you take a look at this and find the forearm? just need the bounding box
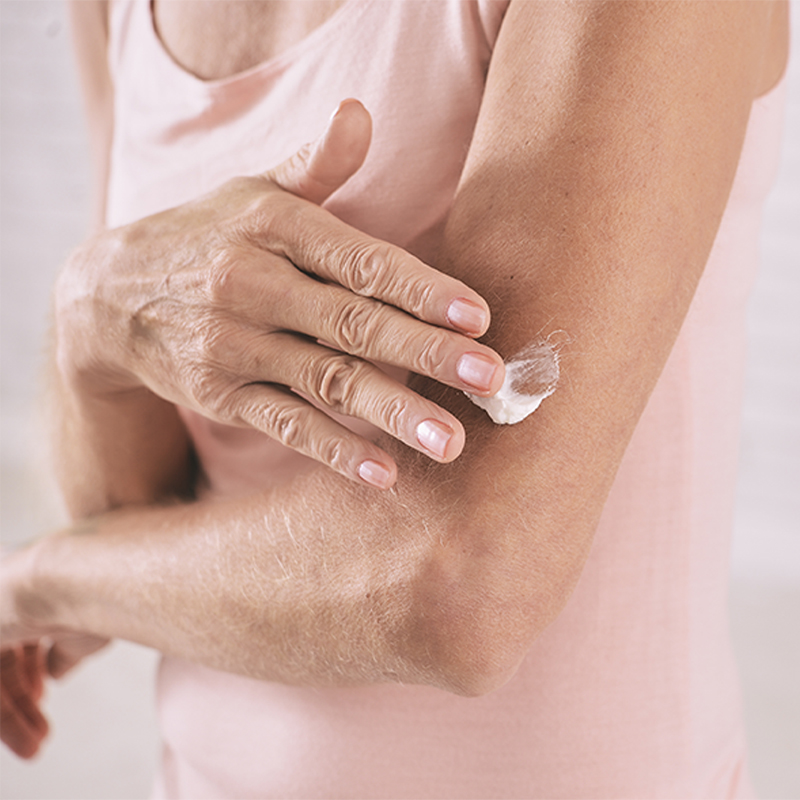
[57,0,194,516]
[22,451,500,695]
[31,320,628,696]
[49,342,194,518]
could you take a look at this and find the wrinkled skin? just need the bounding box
[54,100,504,490]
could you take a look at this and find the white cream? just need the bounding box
[465,336,563,425]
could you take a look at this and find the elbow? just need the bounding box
[404,528,583,698]
[408,581,537,698]
[420,612,532,699]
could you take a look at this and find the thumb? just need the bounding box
[266,98,372,205]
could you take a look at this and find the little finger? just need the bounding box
[231,382,399,489]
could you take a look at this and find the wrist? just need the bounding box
[20,532,95,634]
[53,234,140,396]
[2,541,59,637]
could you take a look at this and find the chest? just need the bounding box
[152,0,347,80]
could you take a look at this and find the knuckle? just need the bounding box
[415,330,451,377]
[193,314,229,364]
[397,274,436,318]
[202,256,240,306]
[185,363,226,413]
[248,189,302,245]
[331,298,383,354]
[241,390,355,472]
[338,241,437,319]
[184,364,221,411]
[316,435,349,472]
[220,175,258,202]
[312,354,368,413]
[375,393,408,438]
[339,240,393,296]
[261,402,310,451]
[183,321,235,412]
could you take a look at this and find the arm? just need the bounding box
[13,1,783,697]
[57,0,196,511]
[51,99,508,512]
[57,3,506,513]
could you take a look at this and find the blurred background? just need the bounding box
[1,2,798,798]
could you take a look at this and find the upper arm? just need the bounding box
[68,0,113,231]
[389,0,780,691]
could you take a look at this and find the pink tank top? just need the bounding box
[106,1,786,796]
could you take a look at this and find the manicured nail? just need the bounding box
[358,460,393,489]
[447,298,488,334]
[456,353,499,393]
[416,419,453,459]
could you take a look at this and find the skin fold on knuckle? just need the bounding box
[312,354,369,414]
[339,239,393,297]
[258,400,314,452]
[373,392,410,441]
[414,329,452,378]
[200,248,251,309]
[331,298,384,355]
[387,270,437,320]
[184,358,233,419]
[230,183,296,250]
[313,433,357,475]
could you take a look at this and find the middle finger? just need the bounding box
[229,258,504,395]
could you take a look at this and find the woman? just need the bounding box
[2,1,790,796]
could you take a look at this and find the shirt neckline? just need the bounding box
[145,0,363,93]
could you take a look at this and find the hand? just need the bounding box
[1,549,109,758]
[54,100,504,489]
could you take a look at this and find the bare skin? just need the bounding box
[1,0,790,760]
[153,0,349,79]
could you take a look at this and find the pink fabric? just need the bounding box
[106,1,786,796]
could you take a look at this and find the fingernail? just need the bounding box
[416,419,453,459]
[457,353,499,392]
[329,100,346,123]
[447,298,488,334]
[358,460,393,489]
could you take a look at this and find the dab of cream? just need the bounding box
[465,336,563,425]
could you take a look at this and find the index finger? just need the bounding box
[259,195,492,338]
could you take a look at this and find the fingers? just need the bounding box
[224,332,471,489]
[231,382,403,489]
[21,644,44,702]
[290,280,503,396]
[254,99,493,341]
[261,205,494,339]
[266,99,372,206]
[183,324,471,484]
[242,332,467,458]
[1,647,48,759]
[215,259,503,396]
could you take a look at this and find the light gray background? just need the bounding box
[1,2,798,798]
